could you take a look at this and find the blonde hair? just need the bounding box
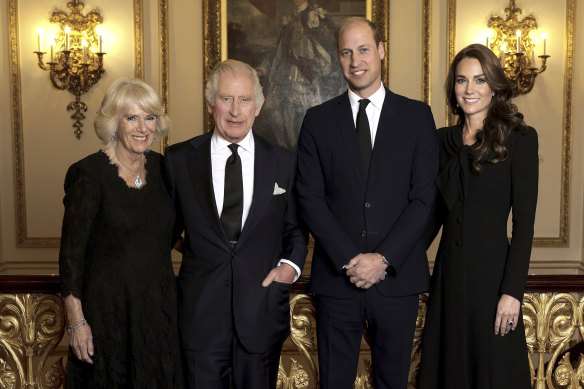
[204,59,264,108]
[94,78,170,146]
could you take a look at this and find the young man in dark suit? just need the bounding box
[296,17,439,389]
[164,59,307,389]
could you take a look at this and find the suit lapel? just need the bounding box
[335,93,367,192]
[239,135,275,242]
[186,136,225,239]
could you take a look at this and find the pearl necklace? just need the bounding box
[116,151,144,188]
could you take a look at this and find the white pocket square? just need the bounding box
[273,183,286,195]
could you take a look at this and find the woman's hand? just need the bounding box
[64,295,94,364]
[69,322,94,364]
[494,294,520,336]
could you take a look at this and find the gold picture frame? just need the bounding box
[446,0,575,247]
[202,0,390,147]
[8,0,147,248]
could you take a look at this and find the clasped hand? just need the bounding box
[345,253,387,289]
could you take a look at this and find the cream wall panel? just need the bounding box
[456,0,564,240]
[0,0,582,274]
[389,0,423,100]
[168,0,204,145]
[20,0,136,238]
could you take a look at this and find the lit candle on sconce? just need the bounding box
[500,43,507,65]
[50,39,55,62]
[541,32,547,55]
[36,28,42,51]
[531,50,535,66]
[64,26,70,51]
[485,30,494,49]
[516,30,521,53]
[96,27,103,53]
[82,39,87,64]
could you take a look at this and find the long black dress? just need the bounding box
[59,150,183,388]
[418,125,538,389]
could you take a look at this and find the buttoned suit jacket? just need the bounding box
[297,88,439,298]
[164,132,307,353]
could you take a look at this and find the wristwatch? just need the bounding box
[380,255,389,266]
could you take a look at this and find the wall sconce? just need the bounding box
[33,0,106,139]
[486,0,550,97]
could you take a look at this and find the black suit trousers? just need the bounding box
[182,289,282,389]
[315,290,419,389]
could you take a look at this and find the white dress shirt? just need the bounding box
[211,130,300,281]
[348,82,386,148]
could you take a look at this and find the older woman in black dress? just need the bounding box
[59,79,183,388]
[418,44,538,388]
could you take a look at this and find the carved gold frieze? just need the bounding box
[1,291,584,388]
[0,294,66,389]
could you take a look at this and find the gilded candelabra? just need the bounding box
[486,0,550,97]
[34,0,106,139]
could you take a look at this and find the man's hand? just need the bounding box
[262,263,297,287]
[345,253,387,289]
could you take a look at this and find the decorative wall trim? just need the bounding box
[9,0,145,248]
[422,0,431,105]
[159,0,170,149]
[445,0,575,247]
[134,0,144,80]
[446,0,456,126]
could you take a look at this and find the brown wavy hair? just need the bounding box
[445,43,527,173]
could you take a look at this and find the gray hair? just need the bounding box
[204,59,264,108]
[94,78,170,146]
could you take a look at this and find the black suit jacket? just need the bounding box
[164,132,307,353]
[297,88,439,298]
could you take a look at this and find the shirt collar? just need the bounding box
[348,82,386,110]
[211,129,255,154]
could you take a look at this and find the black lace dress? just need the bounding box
[59,150,183,388]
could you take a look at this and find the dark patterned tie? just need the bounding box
[356,99,372,174]
[221,144,243,243]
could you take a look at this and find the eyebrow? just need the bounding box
[455,74,486,78]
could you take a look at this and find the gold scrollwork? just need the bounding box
[277,357,310,389]
[354,359,374,389]
[523,292,583,389]
[286,294,317,385]
[0,294,65,389]
[0,358,16,389]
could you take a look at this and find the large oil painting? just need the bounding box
[203,0,389,150]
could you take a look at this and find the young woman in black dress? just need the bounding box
[418,44,538,388]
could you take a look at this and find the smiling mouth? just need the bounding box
[133,135,148,141]
[463,98,479,103]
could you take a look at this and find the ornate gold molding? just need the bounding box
[134,0,144,80]
[159,0,170,150]
[0,293,66,388]
[446,0,456,126]
[9,0,145,248]
[421,0,431,105]
[445,0,574,247]
[202,0,391,134]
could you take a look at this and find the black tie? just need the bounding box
[356,99,372,173]
[221,144,243,243]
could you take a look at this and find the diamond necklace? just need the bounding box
[116,151,144,188]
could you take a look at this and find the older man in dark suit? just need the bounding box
[296,17,439,389]
[164,59,307,389]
